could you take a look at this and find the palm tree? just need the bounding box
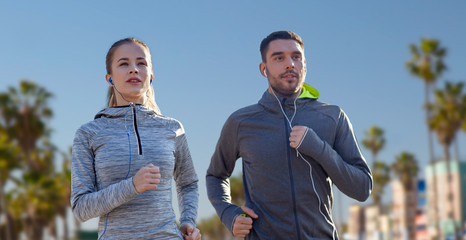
[0,130,20,240]
[361,126,389,206]
[8,142,59,240]
[391,152,419,240]
[1,80,59,239]
[391,152,419,191]
[406,38,447,163]
[0,90,23,240]
[427,81,466,239]
[428,82,466,163]
[370,162,390,207]
[6,80,53,170]
[362,126,386,165]
[406,38,446,237]
[54,148,72,240]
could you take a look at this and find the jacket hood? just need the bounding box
[259,83,319,113]
[94,105,156,120]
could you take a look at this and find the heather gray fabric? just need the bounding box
[71,105,198,240]
[206,90,372,240]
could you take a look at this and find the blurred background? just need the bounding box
[0,1,465,239]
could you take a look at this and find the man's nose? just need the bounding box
[285,57,295,70]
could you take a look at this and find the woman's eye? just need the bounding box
[138,62,147,66]
[119,62,128,66]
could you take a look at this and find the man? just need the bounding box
[206,31,372,240]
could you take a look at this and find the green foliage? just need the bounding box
[371,161,390,206]
[197,214,231,240]
[229,174,244,206]
[391,152,418,191]
[0,80,71,240]
[427,81,466,154]
[406,38,447,84]
[361,125,385,162]
[198,174,244,240]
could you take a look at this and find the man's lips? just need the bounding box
[280,72,298,80]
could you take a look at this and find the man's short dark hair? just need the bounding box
[260,31,304,62]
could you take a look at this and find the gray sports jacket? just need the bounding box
[206,85,372,240]
[71,105,198,239]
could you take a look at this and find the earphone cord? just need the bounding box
[112,83,149,107]
[270,86,337,240]
[98,103,144,240]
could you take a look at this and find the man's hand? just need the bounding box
[289,126,308,149]
[233,206,258,238]
[132,164,161,193]
[180,223,201,240]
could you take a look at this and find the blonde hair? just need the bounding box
[105,38,161,115]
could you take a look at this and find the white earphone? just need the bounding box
[263,69,267,77]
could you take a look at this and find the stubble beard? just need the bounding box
[268,73,304,98]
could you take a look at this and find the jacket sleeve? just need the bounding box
[206,115,244,233]
[297,109,373,201]
[173,124,199,228]
[70,127,140,222]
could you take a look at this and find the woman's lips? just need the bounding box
[126,77,141,83]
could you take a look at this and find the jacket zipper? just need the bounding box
[282,98,301,240]
[132,106,143,155]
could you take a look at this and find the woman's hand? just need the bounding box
[132,164,160,193]
[180,223,201,240]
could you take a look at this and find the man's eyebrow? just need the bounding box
[270,52,283,58]
[270,51,302,58]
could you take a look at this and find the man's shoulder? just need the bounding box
[229,103,263,120]
[305,99,344,121]
[309,99,342,112]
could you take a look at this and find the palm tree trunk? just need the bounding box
[63,211,69,240]
[454,136,460,162]
[425,83,440,238]
[25,217,44,240]
[0,182,12,240]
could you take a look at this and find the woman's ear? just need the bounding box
[106,74,113,86]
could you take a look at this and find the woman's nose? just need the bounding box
[129,64,139,74]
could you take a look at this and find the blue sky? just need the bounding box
[1,1,465,230]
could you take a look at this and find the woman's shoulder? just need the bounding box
[150,114,185,131]
[74,117,108,138]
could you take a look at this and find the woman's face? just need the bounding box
[106,43,153,105]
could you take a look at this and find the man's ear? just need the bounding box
[259,62,267,78]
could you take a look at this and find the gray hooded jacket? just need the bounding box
[71,105,198,240]
[206,86,372,240]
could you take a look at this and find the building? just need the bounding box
[426,161,466,239]
[416,180,428,240]
[348,204,365,240]
[391,179,417,240]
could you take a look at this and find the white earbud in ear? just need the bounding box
[263,70,267,77]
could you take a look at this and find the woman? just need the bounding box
[71,38,201,240]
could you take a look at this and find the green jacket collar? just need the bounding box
[298,83,319,99]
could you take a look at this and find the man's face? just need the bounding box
[260,39,306,98]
